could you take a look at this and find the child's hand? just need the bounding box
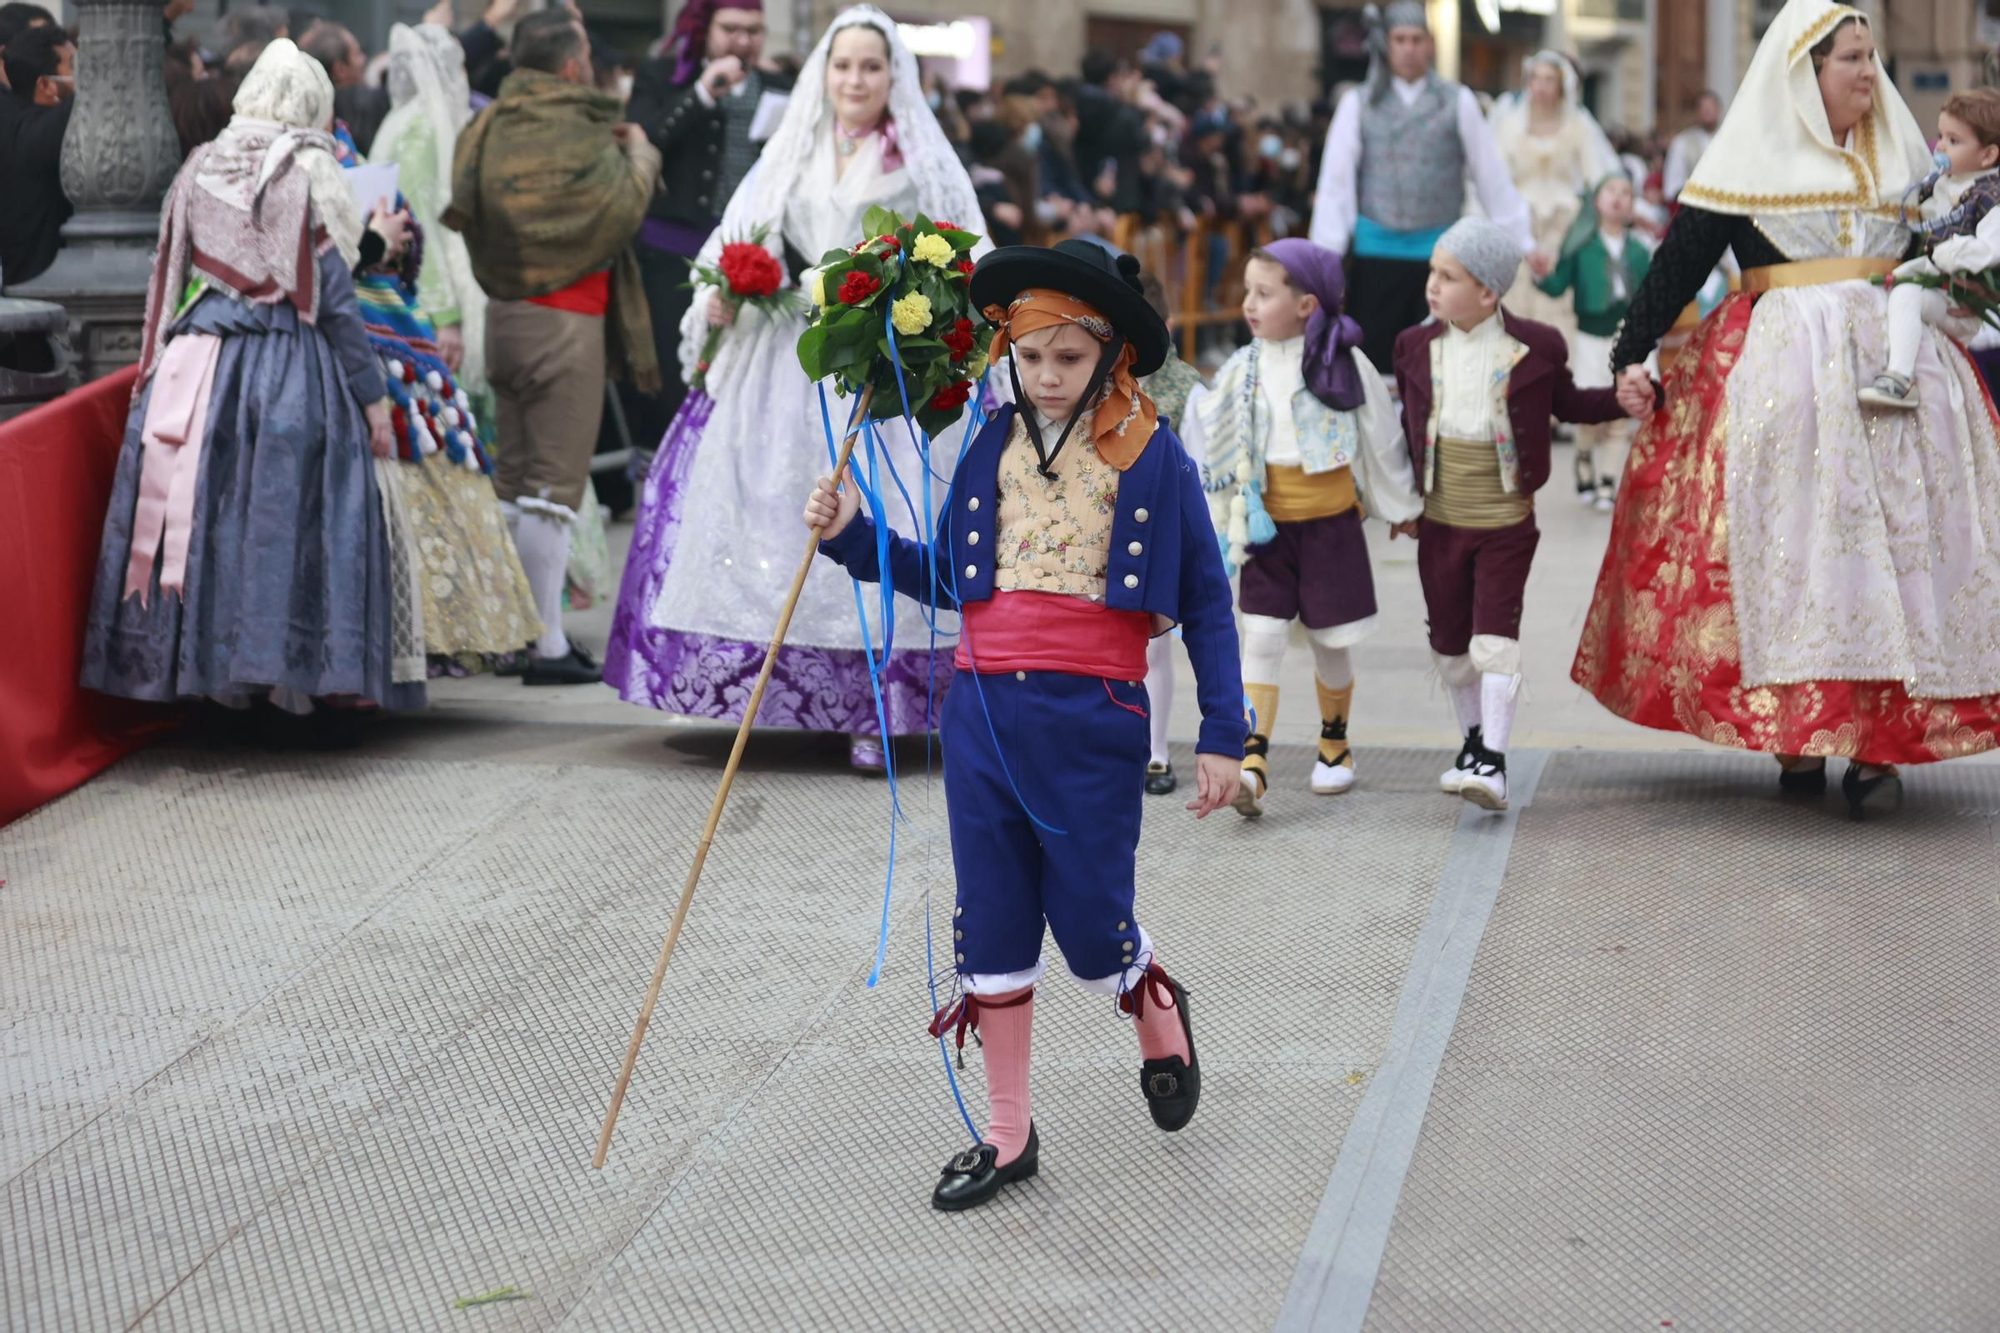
[1187,753,1240,819]
[804,469,861,539]
[1389,519,1421,541]
[1615,365,1656,420]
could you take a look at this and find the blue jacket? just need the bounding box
[820,405,1246,757]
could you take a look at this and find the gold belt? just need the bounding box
[1262,463,1358,524]
[1740,257,1898,293]
[1424,436,1531,530]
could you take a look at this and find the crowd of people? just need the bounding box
[32,0,2000,1210]
[49,0,2000,797]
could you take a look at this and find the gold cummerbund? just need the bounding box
[1423,436,1532,530]
[1262,463,1359,524]
[1739,257,1899,293]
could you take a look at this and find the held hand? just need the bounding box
[707,294,738,328]
[804,470,861,540]
[703,55,746,99]
[611,122,643,150]
[1528,248,1554,279]
[1615,364,1655,419]
[368,200,411,260]
[422,0,453,27]
[1389,519,1421,541]
[365,400,395,460]
[1187,753,1240,819]
[435,323,465,373]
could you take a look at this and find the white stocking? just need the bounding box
[1305,631,1353,690]
[1145,634,1176,767]
[510,510,573,660]
[1241,614,1289,687]
[1480,673,1521,754]
[1433,650,1480,731]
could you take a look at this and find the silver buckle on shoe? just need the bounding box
[1147,1071,1180,1098]
[948,1147,986,1174]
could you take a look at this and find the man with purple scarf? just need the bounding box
[1188,237,1422,819]
[623,0,793,472]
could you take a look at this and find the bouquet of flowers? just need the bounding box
[689,225,802,391]
[795,207,993,439]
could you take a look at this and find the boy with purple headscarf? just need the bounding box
[1191,236,1422,818]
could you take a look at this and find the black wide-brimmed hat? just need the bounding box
[971,239,1171,376]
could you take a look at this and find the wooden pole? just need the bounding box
[593,386,877,1169]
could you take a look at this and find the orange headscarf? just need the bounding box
[983,288,1158,471]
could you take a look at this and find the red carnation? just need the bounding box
[942,317,976,362]
[932,220,960,232]
[928,380,974,413]
[878,234,901,250]
[717,241,783,299]
[956,259,975,276]
[838,270,883,305]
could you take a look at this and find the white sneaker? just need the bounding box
[1858,373,1917,410]
[1460,763,1508,811]
[1233,766,1266,818]
[1311,759,1356,795]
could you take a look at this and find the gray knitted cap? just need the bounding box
[1382,1,1428,31]
[1436,218,1521,297]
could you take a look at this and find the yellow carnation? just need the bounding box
[912,232,955,268]
[807,267,828,307]
[890,291,933,337]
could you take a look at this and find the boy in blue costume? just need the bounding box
[804,240,1244,1212]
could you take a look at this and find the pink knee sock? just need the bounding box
[974,986,1035,1167]
[1124,963,1191,1065]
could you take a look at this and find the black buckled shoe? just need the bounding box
[1145,761,1177,796]
[1137,981,1200,1133]
[523,644,603,686]
[931,1122,1039,1212]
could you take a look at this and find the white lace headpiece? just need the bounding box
[714,5,986,251]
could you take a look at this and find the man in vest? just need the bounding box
[1310,1,1537,372]
[625,0,793,474]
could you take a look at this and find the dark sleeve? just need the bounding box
[1173,452,1247,758]
[633,60,720,167]
[316,251,389,407]
[458,21,502,73]
[1609,205,1738,372]
[817,512,958,612]
[1552,373,1630,427]
[355,227,386,275]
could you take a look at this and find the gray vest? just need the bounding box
[1357,76,1466,233]
[717,71,765,208]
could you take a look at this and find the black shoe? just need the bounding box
[1842,763,1903,821]
[523,645,602,686]
[1777,759,1827,797]
[1145,761,1177,796]
[1139,981,1200,1133]
[931,1122,1039,1212]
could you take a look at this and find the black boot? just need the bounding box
[931,1122,1040,1212]
[1842,762,1903,821]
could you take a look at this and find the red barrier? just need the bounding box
[0,366,178,828]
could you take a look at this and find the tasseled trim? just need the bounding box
[929,987,1034,1067]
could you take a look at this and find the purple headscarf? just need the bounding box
[669,0,764,86]
[1260,237,1366,412]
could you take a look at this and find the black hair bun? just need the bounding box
[1116,252,1143,292]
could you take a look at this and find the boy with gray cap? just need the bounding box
[1391,218,1635,811]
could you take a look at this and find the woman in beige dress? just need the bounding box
[1490,51,1619,346]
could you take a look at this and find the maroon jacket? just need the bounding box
[1392,310,1626,498]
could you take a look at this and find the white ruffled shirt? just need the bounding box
[1256,335,1307,466]
[1437,311,1505,442]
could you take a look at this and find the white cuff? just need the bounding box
[963,959,1046,996]
[1468,634,1521,677]
[1071,927,1156,997]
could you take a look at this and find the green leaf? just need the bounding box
[796,323,830,381]
[862,206,903,241]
